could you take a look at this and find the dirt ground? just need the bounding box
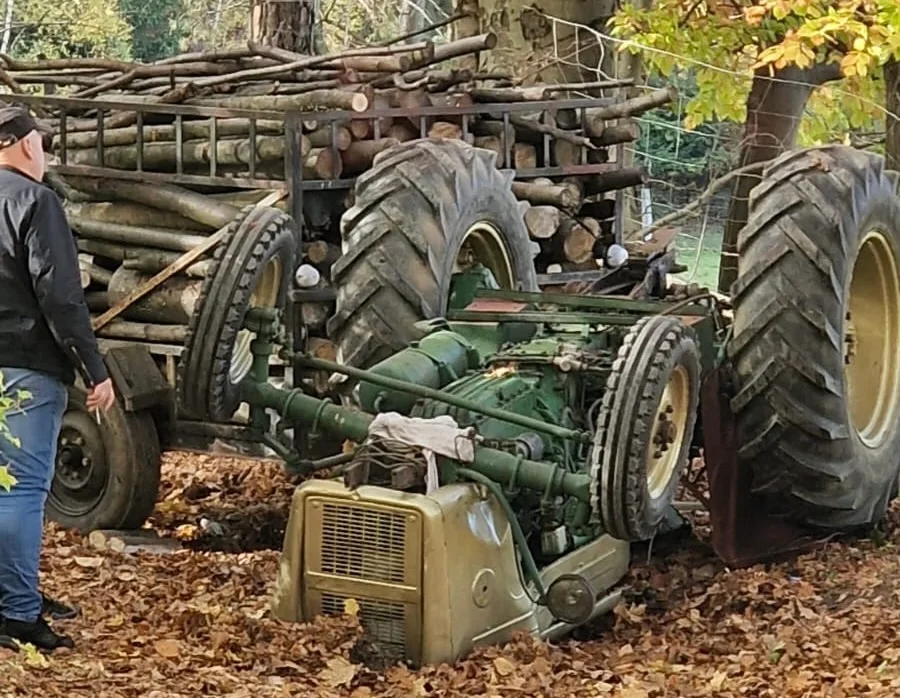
[3,451,900,698]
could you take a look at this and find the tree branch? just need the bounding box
[642,160,771,238]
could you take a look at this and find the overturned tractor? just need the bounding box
[162,143,900,666]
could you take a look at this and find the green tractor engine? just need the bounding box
[229,289,724,666]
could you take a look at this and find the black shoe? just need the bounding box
[41,594,78,621]
[1,617,74,651]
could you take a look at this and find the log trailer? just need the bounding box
[6,91,900,666]
[4,82,677,533]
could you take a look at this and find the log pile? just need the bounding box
[5,37,676,357]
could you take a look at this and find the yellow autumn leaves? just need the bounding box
[745,1,900,78]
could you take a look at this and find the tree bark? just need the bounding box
[885,60,900,171]
[717,64,842,294]
[251,0,322,54]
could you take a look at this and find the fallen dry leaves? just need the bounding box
[3,451,900,697]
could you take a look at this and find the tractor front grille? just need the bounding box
[319,502,407,583]
[303,497,423,664]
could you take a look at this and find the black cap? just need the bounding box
[0,105,53,152]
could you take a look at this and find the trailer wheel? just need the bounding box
[591,315,702,541]
[178,205,296,420]
[729,146,900,529]
[328,138,539,369]
[48,386,161,532]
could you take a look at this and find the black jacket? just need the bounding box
[0,166,107,386]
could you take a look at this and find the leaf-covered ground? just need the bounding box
[5,451,900,697]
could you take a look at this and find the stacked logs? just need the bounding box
[5,37,676,353]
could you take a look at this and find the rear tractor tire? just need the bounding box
[729,145,900,529]
[328,138,539,370]
[591,315,702,541]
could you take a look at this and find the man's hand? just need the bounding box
[86,378,115,412]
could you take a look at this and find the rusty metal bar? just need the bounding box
[248,118,257,178]
[175,114,183,175]
[135,111,143,172]
[209,116,218,177]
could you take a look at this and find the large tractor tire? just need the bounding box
[591,315,702,541]
[178,205,297,421]
[729,145,900,529]
[48,386,161,532]
[327,138,539,370]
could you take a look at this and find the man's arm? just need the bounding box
[22,187,109,386]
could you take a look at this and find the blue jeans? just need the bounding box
[0,368,66,623]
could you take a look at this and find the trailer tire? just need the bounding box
[48,386,161,532]
[328,138,539,369]
[591,315,702,541]
[178,205,296,421]
[729,145,900,529]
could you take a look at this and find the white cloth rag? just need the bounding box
[367,412,476,494]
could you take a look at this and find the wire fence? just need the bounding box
[532,11,900,290]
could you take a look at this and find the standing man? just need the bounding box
[0,106,115,651]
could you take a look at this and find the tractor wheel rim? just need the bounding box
[455,221,515,289]
[846,230,900,448]
[230,257,283,385]
[51,413,107,516]
[646,364,691,499]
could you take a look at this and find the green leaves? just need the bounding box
[609,0,898,144]
[0,465,16,492]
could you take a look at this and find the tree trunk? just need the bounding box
[885,60,900,171]
[717,64,843,294]
[251,0,323,54]
[457,0,617,84]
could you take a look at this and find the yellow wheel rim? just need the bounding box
[455,221,515,289]
[229,257,283,385]
[845,231,900,448]
[646,365,691,499]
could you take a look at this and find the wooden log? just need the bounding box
[513,143,537,169]
[339,138,399,176]
[301,303,330,330]
[81,260,113,286]
[189,89,372,113]
[592,122,640,147]
[554,218,596,264]
[429,121,463,140]
[70,218,208,253]
[77,239,210,278]
[85,292,109,312]
[473,135,502,154]
[387,121,419,142]
[552,139,581,167]
[303,241,341,271]
[584,86,677,138]
[64,135,309,171]
[304,148,343,179]
[246,40,433,74]
[65,201,213,232]
[581,217,602,237]
[107,267,202,325]
[426,93,474,127]
[306,125,353,150]
[349,92,393,140]
[55,118,285,150]
[584,167,648,196]
[62,178,239,229]
[410,33,497,69]
[307,337,338,362]
[511,180,580,212]
[207,190,289,211]
[97,320,188,343]
[468,80,631,103]
[524,206,561,240]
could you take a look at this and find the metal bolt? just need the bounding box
[75,436,85,446]
[82,457,91,467]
